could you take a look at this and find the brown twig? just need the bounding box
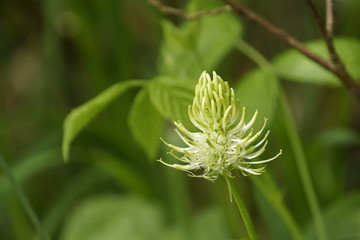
[221,0,333,71]
[148,0,231,20]
[303,0,360,98]
[303,0,339,69]
[221,0,360,99]
[325,0,334,37]
[304,0,328,39]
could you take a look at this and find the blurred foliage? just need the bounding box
[1,0,360,239]
[61,195,229,240]
[273,38,360,86]
[304,192,360,240]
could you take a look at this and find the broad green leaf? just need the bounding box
[61,195,164,240]
[159,21,201,79]
[62,80,145,162]
[235,69,279,128]
[187,0,241,70]
[148,76,195,126]
[305,193,360,240]
[128,88,164,160]
[158,0,242,79]
[273,38,360,86]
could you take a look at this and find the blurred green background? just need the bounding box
[1,0,360,239]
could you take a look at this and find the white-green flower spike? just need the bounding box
[159,71,282,181]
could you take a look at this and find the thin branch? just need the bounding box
[221,0,360,99]
[325,0,334,37]
[303,0,360,98]
[304,0,327,39]
[148,0,231,20]
[221,0,334,71]
[303,0,338,62]
[304,0,334,59]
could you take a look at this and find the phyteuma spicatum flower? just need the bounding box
[158,71,282,181]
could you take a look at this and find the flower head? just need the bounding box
[159,71,281,181]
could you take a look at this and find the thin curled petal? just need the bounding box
[174,122,195,138]
[167,151,191,163]
[244,118,268,148]
[237,164,265,175]
[160,138,186,153]
[175,129,197,147]
[245,149,283,165]
[158,159,200,171]
[244,141,268,160]
[242,110,258,132]
[229,107,247,135]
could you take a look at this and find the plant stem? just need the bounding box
[236,39,327,240]
[279,93,327,240]
[251,174,302,240]
[225,176,258,240]
[0,154,51,240]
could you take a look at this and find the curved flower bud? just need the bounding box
[159,71,281,181]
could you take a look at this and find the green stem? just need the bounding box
[225,176,258,240]
[236,39,327,240]
[0,154,51,240]
[279,93,327,240]
[251,174,302,240]
[236,40,273,72]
